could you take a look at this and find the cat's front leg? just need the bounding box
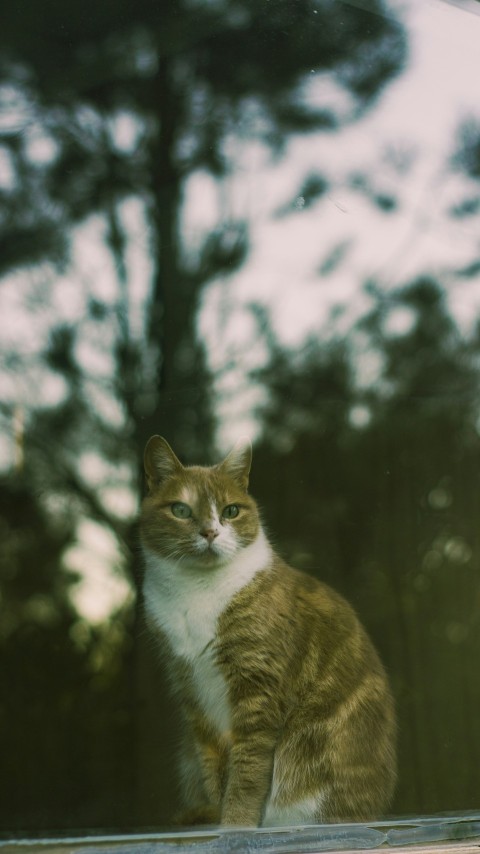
[221,729,276,827]
[177,720,225,825]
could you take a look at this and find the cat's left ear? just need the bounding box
[218,439,252,491]
[144,435,183,491]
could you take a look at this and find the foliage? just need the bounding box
[0,467,134,829]
[251,278,480,815]
[0,0,411,831]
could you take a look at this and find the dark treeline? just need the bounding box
[251,279,480,815]
[1,0,479,834]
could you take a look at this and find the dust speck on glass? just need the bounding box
[0,0,479,844]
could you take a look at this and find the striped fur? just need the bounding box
[140,436,396,827]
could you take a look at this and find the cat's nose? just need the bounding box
[200,527,218,543]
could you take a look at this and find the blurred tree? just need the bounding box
[0,460,135,830]
[454,117,480,181]
[450,118,480,267]
[0,0,406,456]
[0,0,408,831]
[357,280,480,815]
[250,278,480,815]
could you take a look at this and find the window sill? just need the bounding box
[1,815,480,854]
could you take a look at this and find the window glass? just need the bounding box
[0,0,479,836]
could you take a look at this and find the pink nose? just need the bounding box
[201,527,218,543]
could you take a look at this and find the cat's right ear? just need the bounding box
[144,435,183,491]
[219,438,252,492]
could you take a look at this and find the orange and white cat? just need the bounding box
[140,436,396,828]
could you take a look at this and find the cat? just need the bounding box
[140,435,396,828]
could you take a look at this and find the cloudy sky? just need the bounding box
[195,0,480,447]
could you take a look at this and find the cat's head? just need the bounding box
[140,436,260,568]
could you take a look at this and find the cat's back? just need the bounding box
[219,554,367,649]
[218,554,391,700]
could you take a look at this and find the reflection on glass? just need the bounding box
[0,0,479,835]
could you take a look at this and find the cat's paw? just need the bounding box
[173,804,221,827]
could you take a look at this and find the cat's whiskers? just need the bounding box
[162,547,190,565]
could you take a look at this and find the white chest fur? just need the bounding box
[142,529,271,733]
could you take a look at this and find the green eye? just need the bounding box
[222,504,239,520]
[171,502,192,519]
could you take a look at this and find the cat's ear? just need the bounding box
[219,439,252,491]
[144,435,182,491]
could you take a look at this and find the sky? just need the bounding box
[195,0,480,448]
[1,0,480,624]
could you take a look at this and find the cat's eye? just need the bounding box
[222,504,239,519]
[171,502,192,519]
